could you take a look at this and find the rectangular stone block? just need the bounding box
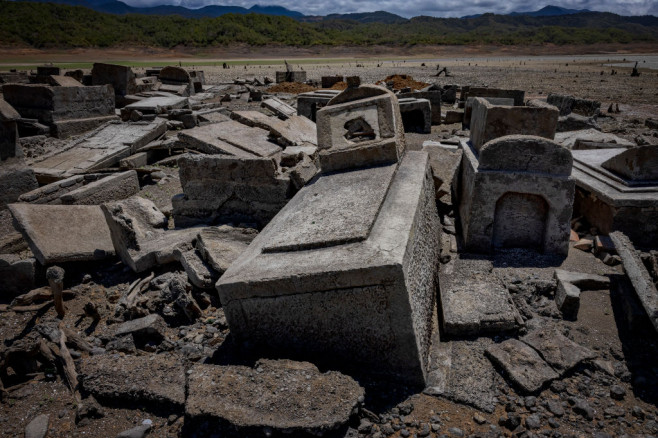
[92,63,137,96]
[398,97,431,133]
[297,90,341,121]
[275,71,307,83]
[60,170,140,205]
[177,121,281,158]
[399,90,441,125]
[9,204,115,264]
[463,87,525,106]
[216,151,440,387]
[469,98,558,151]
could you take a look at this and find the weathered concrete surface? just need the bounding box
[398,97,431,133]
[425,336,497,413]
[262,97,296,119]
[554,129,634,149]
[173,155,292,228]
[177,120,282,158]
[610,231,658,333]
[0,254,37,296]
[195,225,258,274]
[92,63,138,96]
[174,247,218,289]
[459,136,574,255]
[60,170,140,205]
[216,151,440,386]
[399,90,442,125]
[571,147,658,246]
[422,143,462,206]
[114,313,166,341]
[601,146,658,181]
[440,257,521,336]
[9,204,115,264]
[231,111,317,147]
[19,173,108,205]
[101,196,199,272]
[0,163,38,209]
[185,360,363,436]
[0,98,21,161]
[31,121,166,180]
[463,96,515,128]
[555,276,583,318]
[469,98,558,151]
[124,95,188,114]
[297,89,342,122]
[79,354,186,410]
[316,85,406,173]
[463,87,525,106]
[547,93,601,117]
[486,339,559,393]
[2,84,116,137]
[262,163,397,252]
[521,326,596,374]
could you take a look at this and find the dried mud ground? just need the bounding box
[2,53,658,437]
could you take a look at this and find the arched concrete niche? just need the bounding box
[493,192,548,251]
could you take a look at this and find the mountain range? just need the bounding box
[9,0,650,21]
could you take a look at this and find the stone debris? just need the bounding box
[486,339,559,393]
[24,414,49,438]
[261,96,296,119]
[230,110,317,147]
[185,359,363,436]
[195,225,257,274]
[521,326,596,374]
[611,231,658,333]
[101,196,200,272]
[9,203,115,264]
[547,93,601,117]
[79,353,186,410]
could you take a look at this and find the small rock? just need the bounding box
[448,427,464,437]
[524,396,537,408]
[357,419,372,434]
[25,414,49,438]
[548,417,560,428]
[525,414,541,429]
[398,402,414,415]
[572,398,595,420]
[631,406,645,419]
[610,385,626,400]
[473,414,487,425]
[116,424,151,438]
[546,399,565,417]
[574,239,593,251]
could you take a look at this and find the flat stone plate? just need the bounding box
[262,163,397,252]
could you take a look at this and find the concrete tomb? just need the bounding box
[459,135,574,255]
[399,90,442,125]
[2,84,117,138]
[547,93,601,117]
[0,99,21,161]
[275,71,307,83]
[469,97,559,151]
[571,146,658,246]
[398,97,431,133]
[216,85,440,386]
[159,66,195,96]
[177,120,282,158]
[297,90,341,122]
[315,85,406,173]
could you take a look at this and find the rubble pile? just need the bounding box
[1,62,657,438]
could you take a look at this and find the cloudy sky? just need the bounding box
[120,0,658,17]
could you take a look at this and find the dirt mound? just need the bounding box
[328,81,348,90]
[266,82,317,94]
[376,74,429,91]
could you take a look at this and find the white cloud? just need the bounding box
[119,0,658,17]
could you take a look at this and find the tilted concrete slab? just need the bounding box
[231,111,317,147]
[216,151,440,387]
[261,97,296,119]
[124,95,188,114]
[8,204,115,264]
[30,121,166,180]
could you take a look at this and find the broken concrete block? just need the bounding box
[79,353,185,410]
[0,99,21,161]
[556,279,581,319]
[9,204,115,264]
[59,171,140,205]
[463,87,525,106]
[195,226,257,274]
[574,239,593,251]
[547,93,601,117]
[275,70,306,83]
[555,129,635,149]
[159,66,194,96]
[31,120,166,181]
[297,89,341,122]
[486,339,559,393]
[459,135,574,255]
[114,313,166,342]
[571,147,658,246]
[463,96,515,128]
[521,327,596,374]
[421,142,462,207]
[557,113,599,132]
[610,231,658,333]
[2,84,116,138]
[101,196,199,272]
[231,111,317,147]
[216,151,440,386]
[594,235,616,254]
[47,75,83,87]
[398,97,431,133]
[178,120,281,158]
[261,97,296,119]
[173,247,218,290]
[0,254,38,297]
[316,85,406,173]
[399,90,441,125]
[469,98,558,151]
[0,163,39,209]
[173,155,292,228]
[440,257,521,336]
[185,359,363,436]
[124,95,188,115]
